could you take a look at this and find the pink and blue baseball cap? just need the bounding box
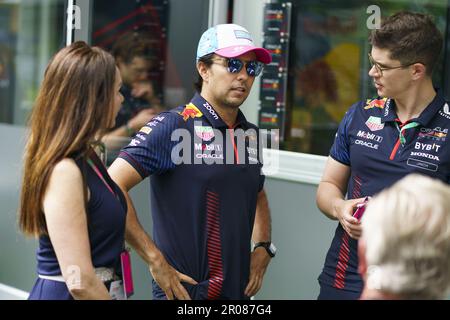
[196,24,272,64]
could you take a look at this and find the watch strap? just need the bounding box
[253,242,275,258]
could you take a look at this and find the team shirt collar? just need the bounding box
[381,91,446,126]
[190,93,249,129]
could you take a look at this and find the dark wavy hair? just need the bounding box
[111,31,155,64]
[369,11,443,76]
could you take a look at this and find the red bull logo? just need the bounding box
[434,132,447,139]
[179,103,203,121]
[419,127,448,141]
[364,98,387,110]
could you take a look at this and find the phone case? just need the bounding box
[120,250,134,298]
[353,203,366,220]
[353,197,370,220]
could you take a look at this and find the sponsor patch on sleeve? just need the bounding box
[139,126,153,134]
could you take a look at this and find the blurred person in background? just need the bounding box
[103,32,163,156]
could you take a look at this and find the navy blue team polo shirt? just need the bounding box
[119,93,265,300]
[319,92,450,293]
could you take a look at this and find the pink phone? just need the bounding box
[121,249,134,298]
[353,197,369,220]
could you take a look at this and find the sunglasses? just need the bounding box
[212,57,264,77]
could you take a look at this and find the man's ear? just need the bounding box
[411,63,427,81]
[358,238,368,279]
[197,61,209,83]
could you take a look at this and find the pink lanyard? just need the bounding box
[86,157,118,199]
[87,156,129,272]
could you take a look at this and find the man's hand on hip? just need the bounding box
[148,252,198,300]
[244,247,271,297]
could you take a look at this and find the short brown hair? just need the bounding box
[111,31,155,64]
[369,11,443,75]
[194,53,214,92]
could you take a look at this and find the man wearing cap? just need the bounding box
[108,24,275,300]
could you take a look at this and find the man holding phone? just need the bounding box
[316,11,450,299]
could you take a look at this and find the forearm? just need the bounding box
[251,190,271,243]
[110,125,130,137]
[104,125,131,142]
[68,272,111,300]
[316,181,346,220]
[102,127,132,152]
[123,191,162,265]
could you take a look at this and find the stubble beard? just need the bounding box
[221,91,248,110]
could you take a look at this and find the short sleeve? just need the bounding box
[254,125,266,192]
[118,112,180,178]
[329,104,358,166]
[258,171,265,192]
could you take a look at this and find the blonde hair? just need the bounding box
[361,174,450,299]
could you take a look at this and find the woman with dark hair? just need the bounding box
[19,41,127,299]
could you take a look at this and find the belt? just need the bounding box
[38,267,116,283]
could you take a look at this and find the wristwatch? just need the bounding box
[253,242,277,258]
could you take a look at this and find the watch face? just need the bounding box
[269,243,277,255]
